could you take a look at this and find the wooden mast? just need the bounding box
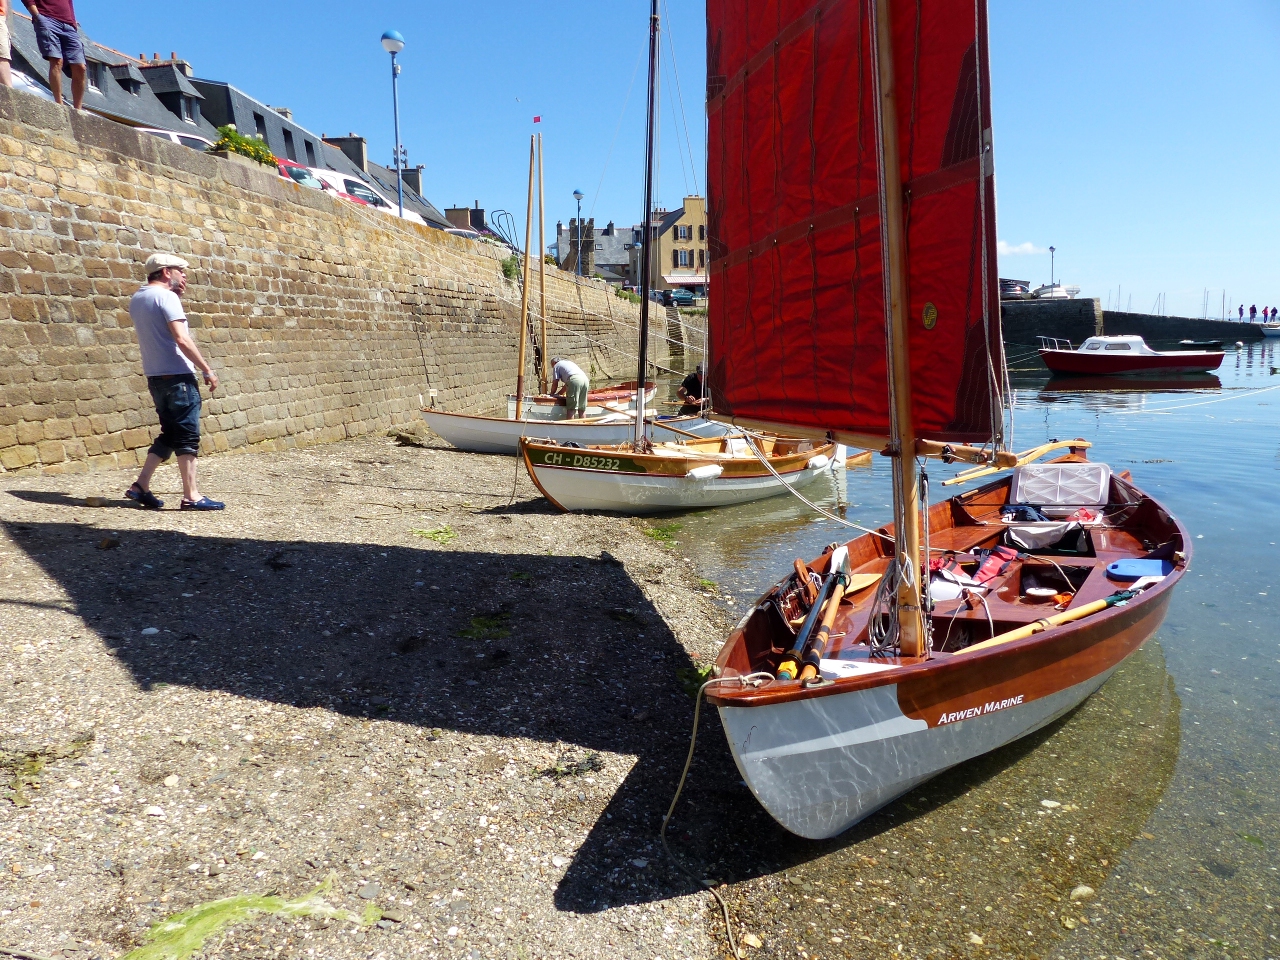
[514,135,536,420]
[871,0,925,658]
[632,0,660,450]
[537,133,548,393]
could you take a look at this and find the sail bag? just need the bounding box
[706,0,1004,443]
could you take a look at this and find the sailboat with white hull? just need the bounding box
[698,0,1190,839]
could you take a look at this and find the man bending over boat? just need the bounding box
[549,356,590,419]
[677,363,707,414]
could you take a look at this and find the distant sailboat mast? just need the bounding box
[633,0,661,451]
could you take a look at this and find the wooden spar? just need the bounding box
[537,133,548,393]
[598,403,706,441]
[954,591,1133,656]
[870,0,924,658]
[940,439,1091,486]
[633,0,660,450]
[515,136,536,420]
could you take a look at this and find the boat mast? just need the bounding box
[870,0,926,658]
[633,0,660,450]
[515,135,536,420]
[537,133,549,394]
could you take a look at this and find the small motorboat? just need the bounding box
[1260,322,1280,339]
[1038,335,1224,375]
[1029,283,1081,300]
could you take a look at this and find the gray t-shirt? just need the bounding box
[130,284,195,377]
[552,359,586,384]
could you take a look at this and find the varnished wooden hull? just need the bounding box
[709,461,1187,838]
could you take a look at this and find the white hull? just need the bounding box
[1261,323,1280,338]
[718,667,1115,839]
[423,410,730,455]
[526,453,840,515]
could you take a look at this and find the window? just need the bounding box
[304,141,316,166]
[675,224,692,241]
[86,62,105,91]
[179,97,193,122]
[178,136,210,152]
[283,130,297,162]
[674,249,692,268]
[253,112,267,139]
[284,166,324,189]
[1103,343,1132,351]
[698,224,706,241]
[344,180,388,207]
[1085,343,1101,350]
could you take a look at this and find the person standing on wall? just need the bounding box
[125,253,225,511]
[0,0,13,89]
[21,0,84,109]
[549,356,590,420]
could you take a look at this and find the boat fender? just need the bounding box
[806,454,830,470]
[685,464,724,481]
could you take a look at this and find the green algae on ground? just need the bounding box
[120,876,365,960]
[1,731,94,807]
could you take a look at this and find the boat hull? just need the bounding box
[422,410,730,455]
[1261,323,1280,338]
[1039,348,1224,375]
[520,440,840,514]
[718,580,1171,838]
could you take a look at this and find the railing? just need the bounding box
[1037,336,1075,352]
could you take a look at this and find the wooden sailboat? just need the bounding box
[420,133,711,453]
[699,0,1190,838]
[517,0,844,513]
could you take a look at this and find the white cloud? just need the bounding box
[997,240,1047,256]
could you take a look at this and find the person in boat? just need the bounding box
[549,356,590,419]
[677,363,708,414]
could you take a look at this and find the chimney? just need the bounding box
[443,206,473,231]
[322,134,368,173]
[271,106,293,121]
[400,164,426,197]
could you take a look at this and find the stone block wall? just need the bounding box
[0,87,653,474]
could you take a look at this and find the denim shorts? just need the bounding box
[147,374,202,460]
[32,15,85,65]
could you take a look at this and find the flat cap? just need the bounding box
[145,253,189,273]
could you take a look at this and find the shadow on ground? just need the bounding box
[2,517,1122,919]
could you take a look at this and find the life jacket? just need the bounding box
[973,545,1019,585]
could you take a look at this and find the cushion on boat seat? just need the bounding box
[725,437,751,457]
[1009,462,1111,519]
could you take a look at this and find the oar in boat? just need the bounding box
[941,439,1093,487]
[598,402,708,442]
[777,547,851,681]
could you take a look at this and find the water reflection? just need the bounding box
[672,356,1280,956]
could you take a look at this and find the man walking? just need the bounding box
[125,253,224,511]
[0,0,13,89]
[21,0,84,110]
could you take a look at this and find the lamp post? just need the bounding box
[1049,245,1056,286]
[573,189,584,276]
[381,29,406,218]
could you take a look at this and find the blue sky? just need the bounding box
[72,0,1277,317]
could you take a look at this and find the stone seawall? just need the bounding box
[1001,297,1265,351]
[0,86,656,474]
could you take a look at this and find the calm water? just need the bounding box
[670,341,1280,958]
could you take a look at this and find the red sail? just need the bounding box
[706,0,1004,444]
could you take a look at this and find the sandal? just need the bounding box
[124,483,163,510]
[180,496,225,511]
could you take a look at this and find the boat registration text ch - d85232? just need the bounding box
[533,450,627,471]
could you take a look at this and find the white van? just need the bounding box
[308,168,426,225]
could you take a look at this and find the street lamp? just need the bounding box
[381,29,406,218]
[1049,245,1056,286]
[573,189,584,276]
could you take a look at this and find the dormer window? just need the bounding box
[86,62,107,92]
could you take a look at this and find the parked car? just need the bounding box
[12,71,54,102]
[276,158,326,191]
[308,168,426,225]
[663,288,695,307]
[138,128,215,152]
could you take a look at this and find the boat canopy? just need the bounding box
[705,0,1006,445]
[1078,336,1159,355]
